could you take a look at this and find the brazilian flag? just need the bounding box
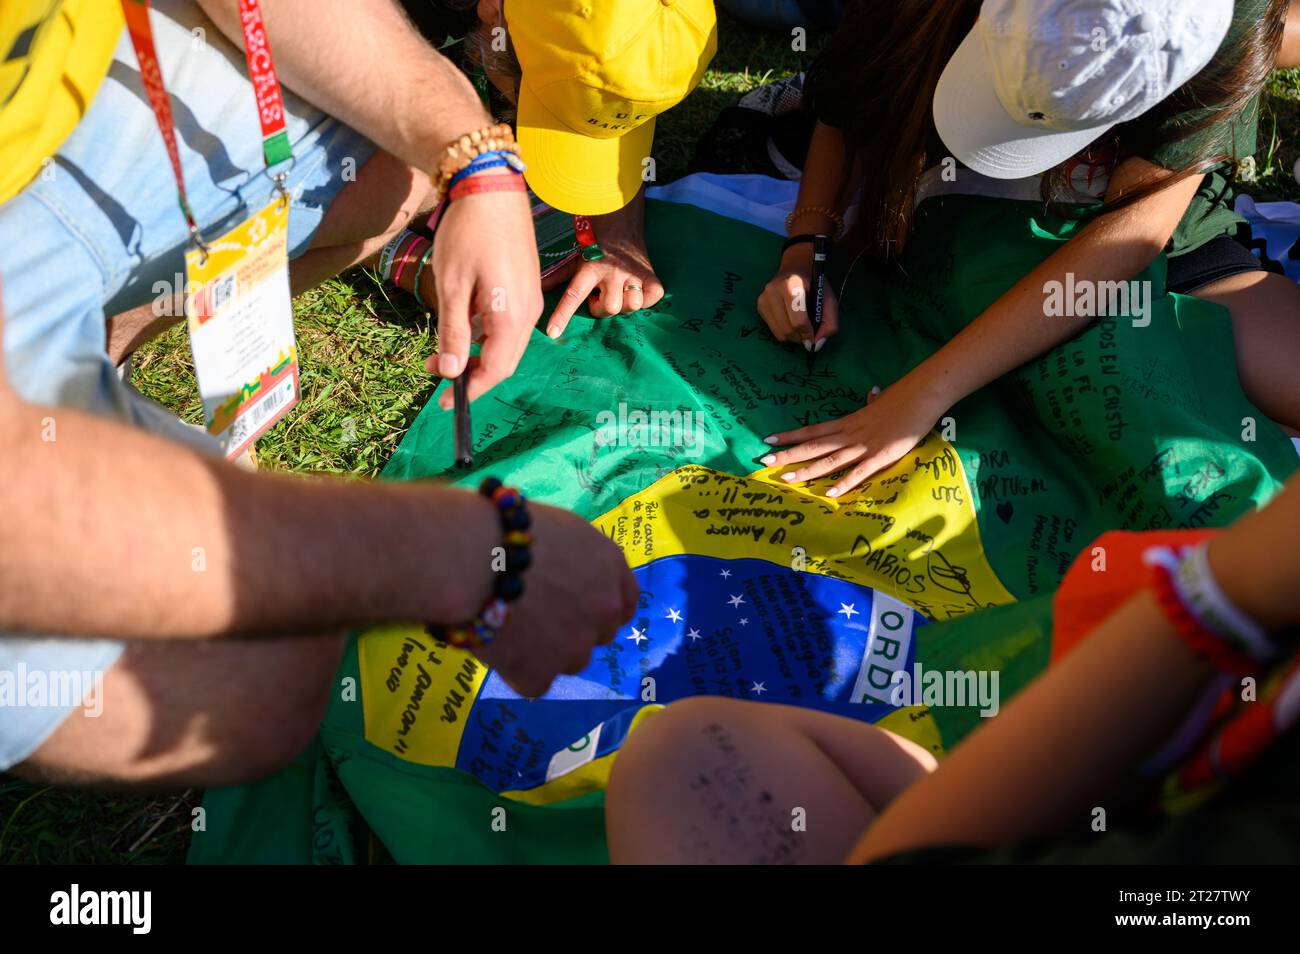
[189,194,1296,864]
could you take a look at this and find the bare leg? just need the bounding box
[106,150,435,365]
[605,697,936,865]
[11,633,344,790]
[1192,270,1300,436]
[1279,0,1300,69]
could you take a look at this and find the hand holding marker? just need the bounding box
[807,234,828,369]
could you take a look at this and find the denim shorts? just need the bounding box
[0,0,375,770]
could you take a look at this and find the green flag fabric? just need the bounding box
[188,194,1296,865]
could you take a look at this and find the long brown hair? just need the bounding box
[812,0,1287,260]
[806,0,980,260]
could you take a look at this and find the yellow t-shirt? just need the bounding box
[0,0,123,203]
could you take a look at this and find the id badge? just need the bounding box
[185,196,299,460]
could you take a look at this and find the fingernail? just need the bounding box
[760,454,776,466]
[438,353,462,378]
[803,340,813,352]
[780,473,797,482]
[547,326,561,339]
[826,487,841,498]
[763,435,779,445]
[814,338,826,353]
[870,385,881,396]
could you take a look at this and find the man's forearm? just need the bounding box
[0,396,496,640]
[853,476,1300,862]
[196,0,487,174]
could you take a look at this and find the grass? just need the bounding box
[1255,70,1300,202]
[3,10,1298,864]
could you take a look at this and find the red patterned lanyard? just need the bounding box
[119,0,293,248]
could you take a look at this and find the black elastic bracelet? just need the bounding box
[782,233,827,254]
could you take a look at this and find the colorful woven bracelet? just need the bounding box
[1146,548,1258,676]
[449,149,525,184]
[427,478,533,652]
[450,156,509,189]
[449,172,528,202]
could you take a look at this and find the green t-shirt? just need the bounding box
[1122,0,1269,258]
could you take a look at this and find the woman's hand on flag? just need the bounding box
[545,188,665,337]
[760,377,948,498]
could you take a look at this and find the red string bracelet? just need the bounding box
[448,172,528,202]
[390,232,425,290]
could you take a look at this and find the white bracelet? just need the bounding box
[1172,543,1274,661]
[377,229,414,283]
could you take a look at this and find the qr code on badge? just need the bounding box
[210,274,237,312]
[227,414,249,449]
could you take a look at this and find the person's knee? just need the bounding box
[610,697,756,798]
[183,635,344,787]
[16,635,344,790]
[313,151,433,249]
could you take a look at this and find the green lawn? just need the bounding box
[3,12,1298,863]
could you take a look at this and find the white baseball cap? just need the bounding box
[933,0,1234,180]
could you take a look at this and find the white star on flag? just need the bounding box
[838,602,859,620]
[626,627,648,646]
[665,608,683,623]
[750,682,767,695]
[720,569,732,579]
[739,618,748,626]
[686,628,702,641]
[728,594,746,608]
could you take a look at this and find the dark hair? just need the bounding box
[813,0,1287,260]
[806,0,981,260]
[434,0,523,120]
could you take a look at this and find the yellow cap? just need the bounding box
[509,0,717,215]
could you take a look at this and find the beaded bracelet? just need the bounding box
[785,205,844,239]
[426,478,533,651]
[433,123,523,202]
